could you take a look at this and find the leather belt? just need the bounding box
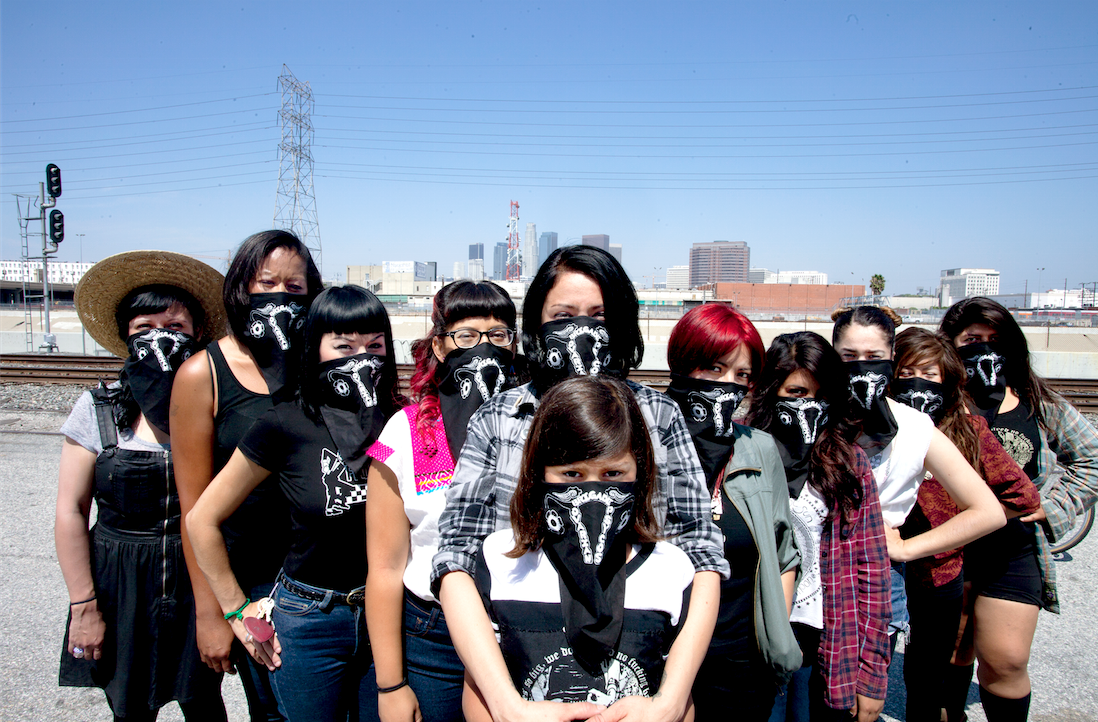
[277,573,365,607]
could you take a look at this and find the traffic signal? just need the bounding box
[45,164,62,198]
[49,210,64,243]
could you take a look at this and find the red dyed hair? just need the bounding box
[667,303,764,382]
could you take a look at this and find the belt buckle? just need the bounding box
[345,588,365,606]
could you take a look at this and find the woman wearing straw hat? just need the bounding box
[56,250,229,721]
[171,230,323,722]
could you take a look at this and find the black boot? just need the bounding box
[979,687,1031,722]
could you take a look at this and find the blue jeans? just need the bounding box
[403,591,464,722]
[269,575,377,722]
[889,561,910,639]
[235,582,286,722]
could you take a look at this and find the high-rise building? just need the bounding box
[689,241,750,287]
[748,267,777,284]
[539,232,558,262]
[939,268,1000,306]
[452,261,464,281]
[609,244,622,264]
[582,234,610,251]
[425,261,437,281]
[468,243,485,281]
[777,270,828,285]
[665,265,689,290]
[493,242,509,281]
[524,223,538,278]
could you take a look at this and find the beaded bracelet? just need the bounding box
[223,598,251,621]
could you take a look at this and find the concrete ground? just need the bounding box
[1,423,1096,721]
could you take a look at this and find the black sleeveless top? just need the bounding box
[207,342,290,592]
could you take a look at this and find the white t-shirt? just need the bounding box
[789,482,828,630]
[368,406,456,602]
[869,398,934,528]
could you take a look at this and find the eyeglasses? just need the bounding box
[442,327,515,349]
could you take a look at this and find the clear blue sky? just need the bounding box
[3,1,1096,296]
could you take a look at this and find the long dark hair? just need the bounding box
[508,376,661,557]
[298,285,402,420]
[893,328,981,468]
[223,230,324,340]
[746,332,864,524]
[409,280,516,444]
[110,284,207,430]
[939,296,1058,428]
[521,246,643,391]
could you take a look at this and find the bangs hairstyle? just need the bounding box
[409,280,516,439]
[745,332,864,525]
[831,305,903,348]
[299,285,403,418]
[223,230,324,340]
[893,327,981,467]
[521,246,643,391]
[508,376,660,556]
[114,284,206,343]
[939,296,1057,427]
[667,303,764,381]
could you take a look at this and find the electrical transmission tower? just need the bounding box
[506,200,521,281]
[274,65,323,272]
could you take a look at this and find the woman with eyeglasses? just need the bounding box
[364,280,519,722]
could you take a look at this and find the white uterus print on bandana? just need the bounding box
[544,323,610,376]
[685,386,745,438]
[326,355,383,407]
[455,355,505,401]
[849,370,889,411]
[132,329,191,371]
[544,486,633,565]
[894,388,943,417]
[248,300,305,350]
[776,399,830,445]
[320,448,367,516]
[967,350,1004,388]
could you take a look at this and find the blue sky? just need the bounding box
[3,1,1096,296]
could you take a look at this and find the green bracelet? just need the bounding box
[223,598,251,621]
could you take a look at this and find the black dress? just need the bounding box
[58,386,222,717]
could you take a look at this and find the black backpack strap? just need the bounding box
[90,384,119,451]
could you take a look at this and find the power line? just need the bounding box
[0,93,277,124]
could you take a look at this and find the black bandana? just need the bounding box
[535,317,612,392]
[120,329,197,434]
[437,343,513,462]
[769,398,829,497]
[316,352,387,474]
[846,360,899,455]
[958,342,1007,423]
[540,480,637,676]
[243,292,308,397]
[891,377,946,425]
[665,373,748,486]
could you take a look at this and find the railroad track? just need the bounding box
[3,353,1097,412]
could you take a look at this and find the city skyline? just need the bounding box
[2,3,1095,297]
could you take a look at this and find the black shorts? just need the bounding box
[964,519,1043,607]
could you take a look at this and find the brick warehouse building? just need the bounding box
[712,283,865,316]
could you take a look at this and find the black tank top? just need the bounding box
[207,341,289,592]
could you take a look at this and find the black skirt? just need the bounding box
[59,524,221,716]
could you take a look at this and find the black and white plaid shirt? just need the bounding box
[431,380,730,593]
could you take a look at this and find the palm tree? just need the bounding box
[870,274,886,296]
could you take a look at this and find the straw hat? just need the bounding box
[75,250,227,358]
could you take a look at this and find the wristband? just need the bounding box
[223,598,251,621]
[377,677,408,694]
[70,595,97,606]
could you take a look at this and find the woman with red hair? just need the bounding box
[666,304,801,721]
[363,280,518,722]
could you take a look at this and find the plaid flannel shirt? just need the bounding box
[1031,397,1098,613]
[431,380,729,593]
[817,448,892,710]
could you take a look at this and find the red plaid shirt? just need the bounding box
[816,447,891,710]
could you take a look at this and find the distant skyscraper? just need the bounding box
[776,270,828,285]
[582,234,610,252]
[453,261,464,281]
[469,243,484,260]
[425,261,437,281]
[524,223,538,278]
[609,243,622,264]
[689,241,750,288]
[666,265,689,290]
[493,242,508,280]
[539,231,558,262]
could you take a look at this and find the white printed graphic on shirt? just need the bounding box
[993,427,1035,471]
[523,646,648,704]
[320,447,367,516]
[789,483,828,630]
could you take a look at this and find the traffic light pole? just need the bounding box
[38,181,57,352]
